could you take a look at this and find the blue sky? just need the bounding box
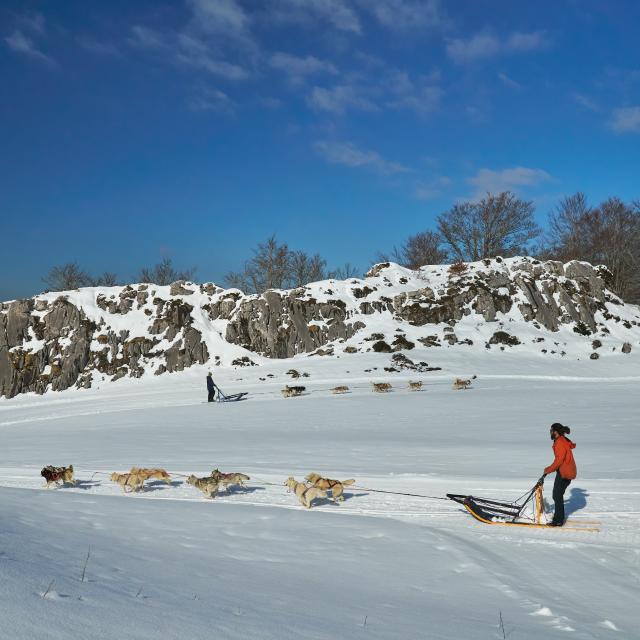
[1,0,639,300]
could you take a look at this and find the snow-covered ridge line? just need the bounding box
[1,256,639,398]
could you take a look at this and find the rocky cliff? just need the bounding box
[1,257,638,398]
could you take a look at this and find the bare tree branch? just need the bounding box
[437,192,541,261]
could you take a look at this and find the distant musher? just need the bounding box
[542,423,577,526]
[206,372,216,402]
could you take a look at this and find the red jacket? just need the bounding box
[544,435,577,479]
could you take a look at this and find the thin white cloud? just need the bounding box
[307,84,378,114]
[572,93,599,112]
[447,30,548,64]
[359,0,444,30]
[414,176,452,200]
[128,26,248,79]
[269,0,361,34]
[4,30,53,64]
[505,31,547,52]
[386,69,442,116]
[498,72,521,90]
[190,87,236,114]
[176,33,248,79]
[129,25,166,50]
[468,167,552,196]
[188,0,249,35]
[609,106,640,133]
[186,0,257,53]
[78,35,121,57]
[269,52,337,83]
[18,12,45,35]
[314,140,410,174]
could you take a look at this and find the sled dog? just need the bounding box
[408,381,423,391]
[453,377,473,390]
[372,382,392,393]
[304,472,355,502]
[130,467,171,484]
[210,469,250,489]
[331,386,349,394]
[110,471,145,493]
[281,385,305,398]
[284,477,327,508]
[41,465,75,488]
[187,475,220,499]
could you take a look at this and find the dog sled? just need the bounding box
[447,478,599,532]
[216,386,248,403]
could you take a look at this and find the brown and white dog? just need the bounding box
[372,382,392,393]
[331,386,349,394]
[304,473,355,502]
[110,471,145,493]
[130,467,172,484]
[41,465,75,488]
[453,376,476,390]
[408,381,423,391]
[284,477,327,508]
[210,469,250,489]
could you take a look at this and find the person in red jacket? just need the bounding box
[542,423,577,526]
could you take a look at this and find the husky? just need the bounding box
[130,467,172,484]
[281,385,305,398]
[408,381,423,391]
[453,376,476,390]
[110,471,145,493]
[372,382,392,393]
[41,465,75,488]
[210,469,250,489]
[284,477,327,508]
[304,473,355,502]
[187,475,220,499]
[331,386,349,394]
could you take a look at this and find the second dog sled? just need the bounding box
[216,386,248,403]
[447,478,599,532]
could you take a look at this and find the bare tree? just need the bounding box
[93,272,119,286]
[546,194,640,302]
[227,235,359,293]
[437,191,541,261]
[328,262,360,279]
[545,192,591,259]
[226,235,293,293]
[378,231,448,269]
[135,257,196,285]
[290,251,327,287]
[43,262,93,291]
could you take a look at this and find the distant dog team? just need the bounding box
[41,373,477,505]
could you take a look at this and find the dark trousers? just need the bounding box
[207,389,215,402]
[552,473,571,523]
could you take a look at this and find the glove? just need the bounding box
[536,475,546,486]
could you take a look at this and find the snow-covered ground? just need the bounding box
[1,352,639,639]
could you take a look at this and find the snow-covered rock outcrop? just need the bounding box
[1,257,639,398]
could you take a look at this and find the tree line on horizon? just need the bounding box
[42,191,640,303]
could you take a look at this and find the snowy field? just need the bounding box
[1,352,640,639]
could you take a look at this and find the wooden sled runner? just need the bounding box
[447,481,599,532]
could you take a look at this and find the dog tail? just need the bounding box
[341,479,356,486]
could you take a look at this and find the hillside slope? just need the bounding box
[1,257,638,398]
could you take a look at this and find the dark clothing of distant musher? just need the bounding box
[207,374,216,402]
